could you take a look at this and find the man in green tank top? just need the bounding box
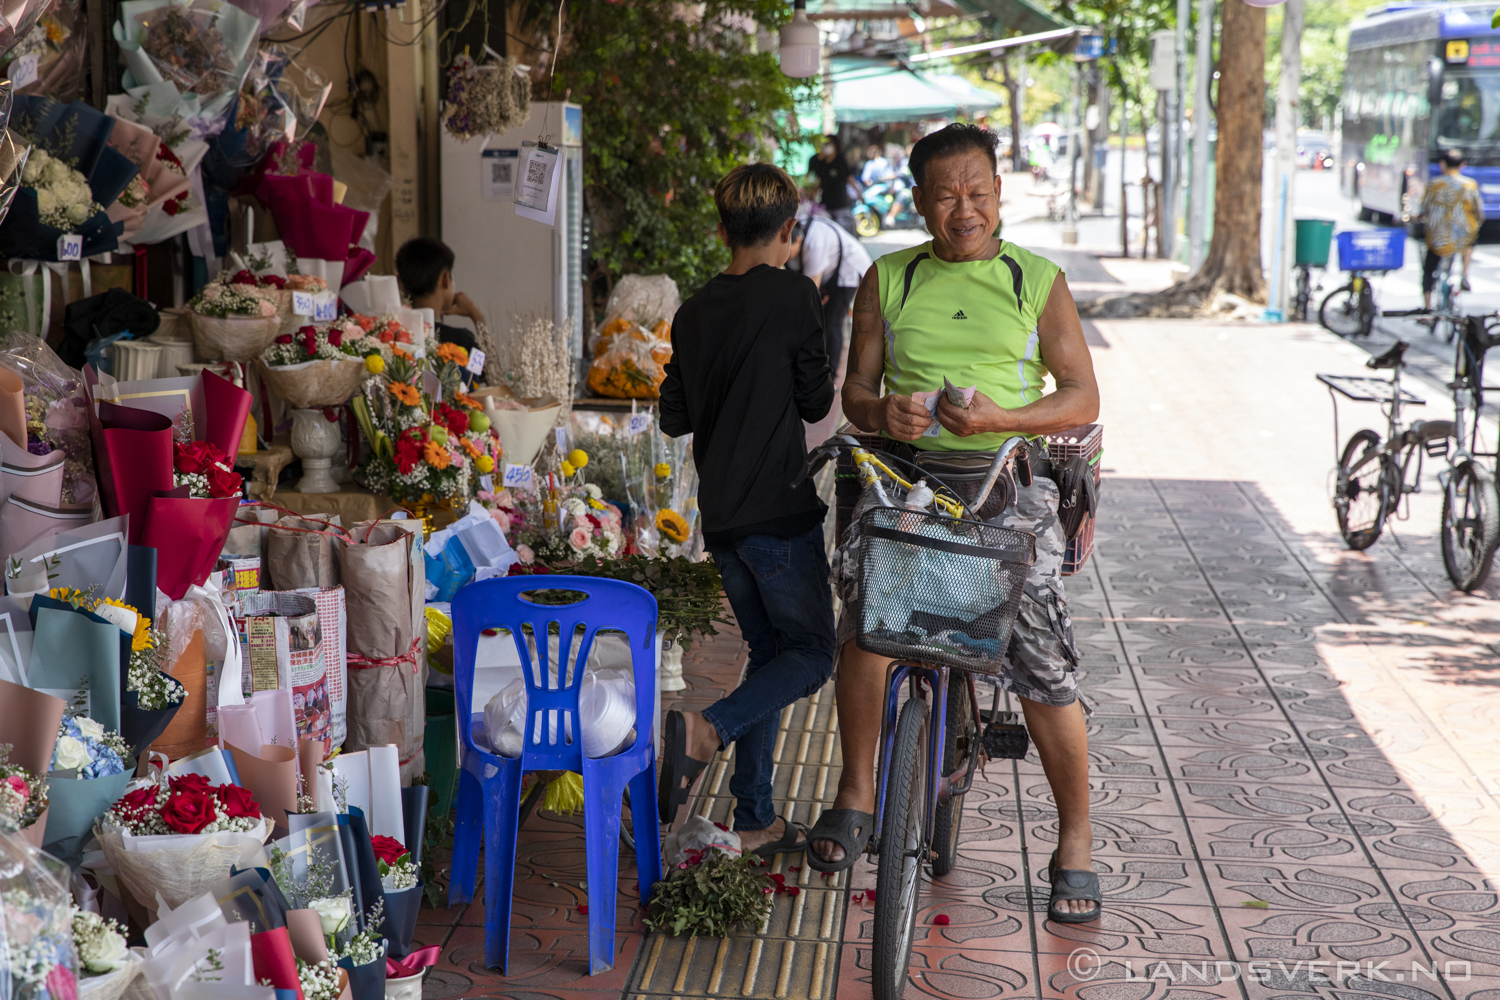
[806,125,1103,923]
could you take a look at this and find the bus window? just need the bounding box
[1434,71,1500,148]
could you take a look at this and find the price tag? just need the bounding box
[502,463,534,490]
[624,412,653,437]
[312,291,339,322]
[55,233,81,261]
[291,291,315,316]
[10,53,39,90]
[466,347,486,375]
[554,427,567,451]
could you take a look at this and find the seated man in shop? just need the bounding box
[806,124,1103,922]
[395,236,491,389]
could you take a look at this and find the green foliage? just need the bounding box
[645,850,774,937]
[561,554,730,651]
[553,2,807,296]
[1266,0,1388,127]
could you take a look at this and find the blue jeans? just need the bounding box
[702,526,836,831]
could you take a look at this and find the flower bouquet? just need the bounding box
[0,828,80,1000]
[256,316,383,410]
[0,743,50,843]
[101,84,208,246]
[173,437,243,498]
[441,52,530,141]
[122,615,187,749]
[188,274,281,362]
[72,910,140,1000]
[0,331,97,505]
[42,707,136,866]
[96,773,271,920]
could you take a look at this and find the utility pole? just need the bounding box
[1172,0,1187,260]
[1269,0,1305,320]
[1150,29,1176,258]
[1063,61,1081,244]
[1188,0,1214,270]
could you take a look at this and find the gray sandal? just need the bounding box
[1046,849,1102,923]
[806,809,872,874]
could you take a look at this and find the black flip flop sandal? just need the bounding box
[751,817,810,859]
[658,710,711,824]
[1046,849,1102,923]
[805,808,873,874]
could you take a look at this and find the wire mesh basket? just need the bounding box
[853,505,1035,674]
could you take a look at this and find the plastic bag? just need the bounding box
[586,325,670,399]
[663,814,740,868]
[480,634,636,759]
[0,330,97,504]
[1,827,82,1000]
[601,274,680,332]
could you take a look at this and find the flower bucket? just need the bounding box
[190,311,281,362]
[257,357,370,410]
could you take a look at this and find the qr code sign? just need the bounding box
[525,159,547,185]
[491,162,512,185]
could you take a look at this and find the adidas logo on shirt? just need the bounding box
[952,310,967,320]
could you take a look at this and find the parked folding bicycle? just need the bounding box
[796,435,1036,1000]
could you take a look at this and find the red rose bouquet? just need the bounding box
[370,834,417,891]
[173,439,243,499]
[97,774,272,919]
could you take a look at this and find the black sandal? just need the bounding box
[658,710,711,824]
[805,809,873,874]
[751,816,810,859]
[1046,849,1102,923]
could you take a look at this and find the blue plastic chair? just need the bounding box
[448,575,662,975]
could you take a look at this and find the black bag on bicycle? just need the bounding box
[1055,454,1098,542]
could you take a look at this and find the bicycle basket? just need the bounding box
[853,506,1035,674]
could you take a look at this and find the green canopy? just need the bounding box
[830,58,1003,125]
[951,0,1070,38]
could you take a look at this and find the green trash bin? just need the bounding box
[1295,219,1336,267]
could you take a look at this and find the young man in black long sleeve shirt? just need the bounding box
[656,163,836,856]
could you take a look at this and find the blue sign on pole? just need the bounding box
[1075,33,1104,60]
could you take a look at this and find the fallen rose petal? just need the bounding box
[770,874,785,883]
[866,889,877,901]
[789,866,802,872]
[933,914,950,925]
[787,887,801,897]
[578,905,589,915]
[713,822,729,831]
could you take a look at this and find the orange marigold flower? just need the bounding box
[388,381,420,406]
[454,391,481,410]
[392,346,413,361]
[434,342,469,366]
[423,439,451,469]
[461,438,482,459]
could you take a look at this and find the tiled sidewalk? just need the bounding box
[415,474,1500,1000]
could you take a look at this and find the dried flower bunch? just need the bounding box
[498,312,575,418]
[137,4,235,96]
[442,53,531,141]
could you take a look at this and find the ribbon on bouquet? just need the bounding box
[386,945,441,980]
[9,258,94,336]
[185,573,244,709]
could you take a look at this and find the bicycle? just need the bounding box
[1319,228,1407,339]
[1320,332,1500,589]
[1292,261,1321,323]
[799,434,1037,1000]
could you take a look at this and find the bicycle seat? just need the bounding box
[1366,341,1408,370]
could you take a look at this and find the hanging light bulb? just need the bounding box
[779,0,821,78]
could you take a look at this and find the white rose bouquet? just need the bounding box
[44,709,136,867]
[23,148,106,232]
[73,907,141,1000]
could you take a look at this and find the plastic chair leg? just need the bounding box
[580,767,626,975]
[481,764,524,972]
[627,765,662,907]
[449,767,482,906]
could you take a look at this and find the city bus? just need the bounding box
[1342,2,1500,227]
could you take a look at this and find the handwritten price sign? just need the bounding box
[502,463,534,490]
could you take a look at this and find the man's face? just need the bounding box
[912,151,1000,260]
[820,142,835,159]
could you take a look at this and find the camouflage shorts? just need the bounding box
[835,471,1081,707]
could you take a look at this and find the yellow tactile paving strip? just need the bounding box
[626,685,849,999]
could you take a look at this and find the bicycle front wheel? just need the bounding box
[1442,461,1500,591]
[1335,429,1388,550]
[854,204,881,238]
[1320,283,1367,337]
[872,696,929,1000]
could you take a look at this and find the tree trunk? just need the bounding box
[1179,0,1266,301]
[1000,54,1026,173]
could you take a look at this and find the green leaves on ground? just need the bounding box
[645,850,774,938]
[566,554,730,651]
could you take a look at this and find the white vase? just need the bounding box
[289,407,342,493]
[660,635,686,692]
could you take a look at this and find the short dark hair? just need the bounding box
[909,124,1000,187]
[714,163,799,248]
[1443,148,1467,168]
[395,237,455,299]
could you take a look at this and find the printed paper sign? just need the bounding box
[292,291,315,316]
[56,233,81,261]
[502,463,534,490]
[554,428,567,451]
[624,412,653,436]
[481,149,519,200]
[10,53,38,90]
[466,348,486,375]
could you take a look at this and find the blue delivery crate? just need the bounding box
[1336,228,1406,272]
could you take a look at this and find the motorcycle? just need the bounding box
[853,176,924,237]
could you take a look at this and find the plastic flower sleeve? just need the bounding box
[0,827,81,1000]
[0,0,53,68]
[115,0,261,129]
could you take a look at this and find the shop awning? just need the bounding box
[951,0,1070,39]
[829,58,1003,124]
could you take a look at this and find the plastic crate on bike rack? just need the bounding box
[854,506,1035,674]
[1044,423,1103,575]
[1335,228,1405,272]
